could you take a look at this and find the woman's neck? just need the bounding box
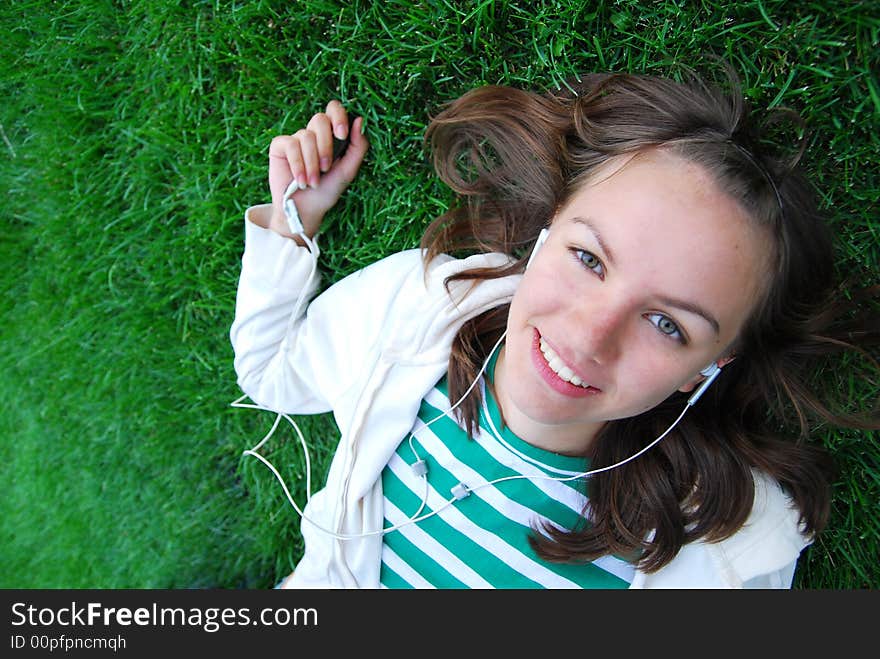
[490,347,604,458]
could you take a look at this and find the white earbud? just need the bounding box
[236,216,730,541]
[688,362,722,406]
[525,228,550,270]
[238,351,728,539]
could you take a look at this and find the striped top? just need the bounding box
[379,351,635,589]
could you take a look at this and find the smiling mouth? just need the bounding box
[539,337,591,388]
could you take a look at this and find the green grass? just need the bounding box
[1,0,877,589]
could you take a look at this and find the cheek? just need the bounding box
[618,354,691,406]
[508,274,546,325]
[512,262,571,316]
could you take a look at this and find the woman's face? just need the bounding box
[494,149,772,455]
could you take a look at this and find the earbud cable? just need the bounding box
[233,192,710,541]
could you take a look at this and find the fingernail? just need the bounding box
[297,175,307,190]
[320,157,330,171]
[358,118,365,134]
[309,174,319,188]
[334,123,346,139]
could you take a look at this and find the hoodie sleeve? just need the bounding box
[229,205,431,415]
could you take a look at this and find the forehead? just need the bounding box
[556,150,773,342]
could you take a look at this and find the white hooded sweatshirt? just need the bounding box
[230,206,811,589]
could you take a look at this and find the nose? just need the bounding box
[567,291,627,366]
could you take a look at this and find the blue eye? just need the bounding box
[646,313,685,343]
[573,249,604,278]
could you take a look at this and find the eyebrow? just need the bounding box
[656,296,720,335]
[570,216,615,266]
[568,216,720,335]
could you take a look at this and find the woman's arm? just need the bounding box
[229,102,369,413]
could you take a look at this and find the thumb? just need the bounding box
[323,116,369,191]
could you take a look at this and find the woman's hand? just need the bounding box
[267,100,369,238]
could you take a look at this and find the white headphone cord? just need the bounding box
[232,399,314,502]
[233,331,509,540]
[407,330,508,465]
[234,191,707,540]
[234,330,694,541]
[233,183,467,539]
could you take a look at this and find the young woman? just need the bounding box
[230,69,878,588]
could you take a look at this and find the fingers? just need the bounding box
[267,102,368,219]
[268,134,305,192]
[331,116,369,185]
[268,130,321,192]
[306,100,351,175]
[325,100,349,140]
[306,113,334,180]
[347,116,368,154]
[269,101,351,192]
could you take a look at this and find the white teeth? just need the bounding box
[539,337,590,388]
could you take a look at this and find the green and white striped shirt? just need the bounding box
[380,351,635,588]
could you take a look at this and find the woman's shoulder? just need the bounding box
[352,248,516,281]
[633,470,811,588]
[714,469,812,572]
[340,248,519,307]
[705,470,812,587]
[314,248,519,351]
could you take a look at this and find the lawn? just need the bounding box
[1,0,877,588]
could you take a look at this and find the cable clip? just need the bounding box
[283,180,306,236]
[450,483,470,500]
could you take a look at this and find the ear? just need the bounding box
[677,355,736,393]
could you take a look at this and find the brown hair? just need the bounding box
[420,69,880,572]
